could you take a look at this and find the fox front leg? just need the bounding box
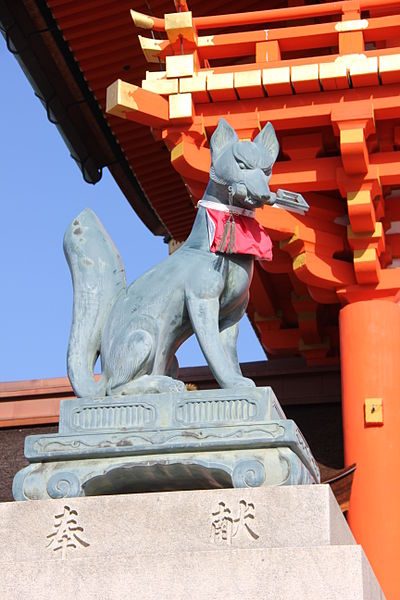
[186,294,255,389]
[219,299,255,387]
[220,320,241,375]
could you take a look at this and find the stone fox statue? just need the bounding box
[64,119,279,397]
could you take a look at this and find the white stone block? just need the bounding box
[0,485,384,599]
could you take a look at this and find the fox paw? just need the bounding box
[223,376,256,389]
[111,375,186,396]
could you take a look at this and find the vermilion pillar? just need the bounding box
[340,300,400,598]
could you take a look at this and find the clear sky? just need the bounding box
[0,42,266,383]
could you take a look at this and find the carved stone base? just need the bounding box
[13,387,320,501]
[1,486,384,599]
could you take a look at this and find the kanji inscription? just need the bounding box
[210,499,259,545]
[46,505,89,559]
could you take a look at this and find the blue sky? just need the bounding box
[0,42,266,383]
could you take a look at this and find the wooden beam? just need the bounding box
[106,79,169,127]
[131,0,400,32]
[194,83,400,129]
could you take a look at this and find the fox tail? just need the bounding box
[63,208,127,397]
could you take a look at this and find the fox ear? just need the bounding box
[254,122,279,164]
[210,119,239,157]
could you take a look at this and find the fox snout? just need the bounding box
[242,168,272,203]
[230,169,272,208]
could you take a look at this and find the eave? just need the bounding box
[0,0,169,236]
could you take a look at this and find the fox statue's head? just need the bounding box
[205,118,279,211]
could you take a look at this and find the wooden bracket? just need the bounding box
[106,79,169,127]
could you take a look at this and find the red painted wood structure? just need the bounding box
[104,1,400,596]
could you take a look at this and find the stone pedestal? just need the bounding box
[13,387,320,500]
[0,486,384,599]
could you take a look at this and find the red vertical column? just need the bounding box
[340,299,400,599]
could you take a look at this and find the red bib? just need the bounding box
[205,207,273,260]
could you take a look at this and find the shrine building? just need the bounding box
[1,0,400,597]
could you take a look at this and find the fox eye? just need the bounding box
[263,168,272,176]
[237,161,246,169]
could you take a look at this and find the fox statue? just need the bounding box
[64,118,279,397]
